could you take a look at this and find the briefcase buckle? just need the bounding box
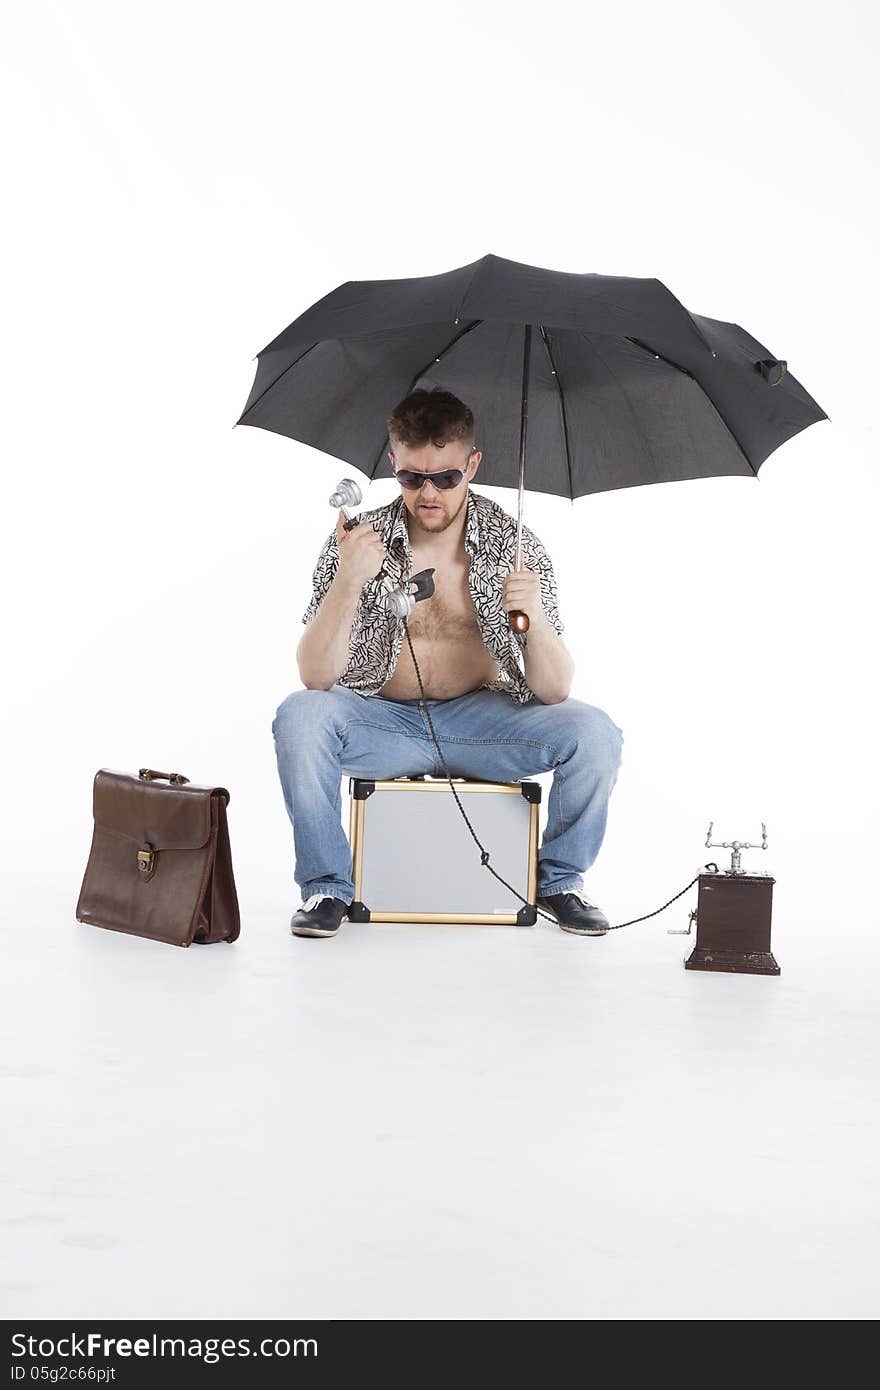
[137,849,156,874]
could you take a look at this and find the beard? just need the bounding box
[410,486,468,534]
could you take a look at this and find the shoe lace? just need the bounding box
[570,889,596,907]
[300,894,335,913]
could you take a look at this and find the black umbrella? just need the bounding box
[235,252,828,630]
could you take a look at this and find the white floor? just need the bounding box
[3,882,879,1322]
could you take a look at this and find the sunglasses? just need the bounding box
[391,448,476,492]
[394,467,464,491]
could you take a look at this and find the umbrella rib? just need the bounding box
[539,327,574,502]
[366,319,485,480]
[235,342,320,424]
[627,337,759,479]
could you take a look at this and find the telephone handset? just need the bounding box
[328,477,363,531]
[328,477,434,615]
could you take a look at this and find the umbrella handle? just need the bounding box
[508,503,530,632]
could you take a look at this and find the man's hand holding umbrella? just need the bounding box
[502,566,574,705]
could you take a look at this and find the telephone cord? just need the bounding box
[402,619,712,931]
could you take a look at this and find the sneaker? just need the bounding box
[289,894,349,938]
[536,889,610,936]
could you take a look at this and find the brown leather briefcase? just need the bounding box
[76,768,241,947]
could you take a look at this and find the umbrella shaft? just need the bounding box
[516,324,531,570]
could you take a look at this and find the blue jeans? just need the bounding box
[271,684,624,906]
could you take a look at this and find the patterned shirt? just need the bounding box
[301,488,565,704]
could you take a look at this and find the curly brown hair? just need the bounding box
[387,387,475,452]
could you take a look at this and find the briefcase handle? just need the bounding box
[138,768,190,785]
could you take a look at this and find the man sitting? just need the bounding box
[272,386,624,938]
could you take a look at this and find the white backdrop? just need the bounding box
[4,0,877,939]
[2,0,879,1321]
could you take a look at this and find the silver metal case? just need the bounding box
[347,776,541,925]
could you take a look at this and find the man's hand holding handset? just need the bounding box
[335,509,387,588]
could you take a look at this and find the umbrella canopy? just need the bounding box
[235,252,828,498]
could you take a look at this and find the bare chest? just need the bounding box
[378,555,501,700]
[406,558,481,638]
